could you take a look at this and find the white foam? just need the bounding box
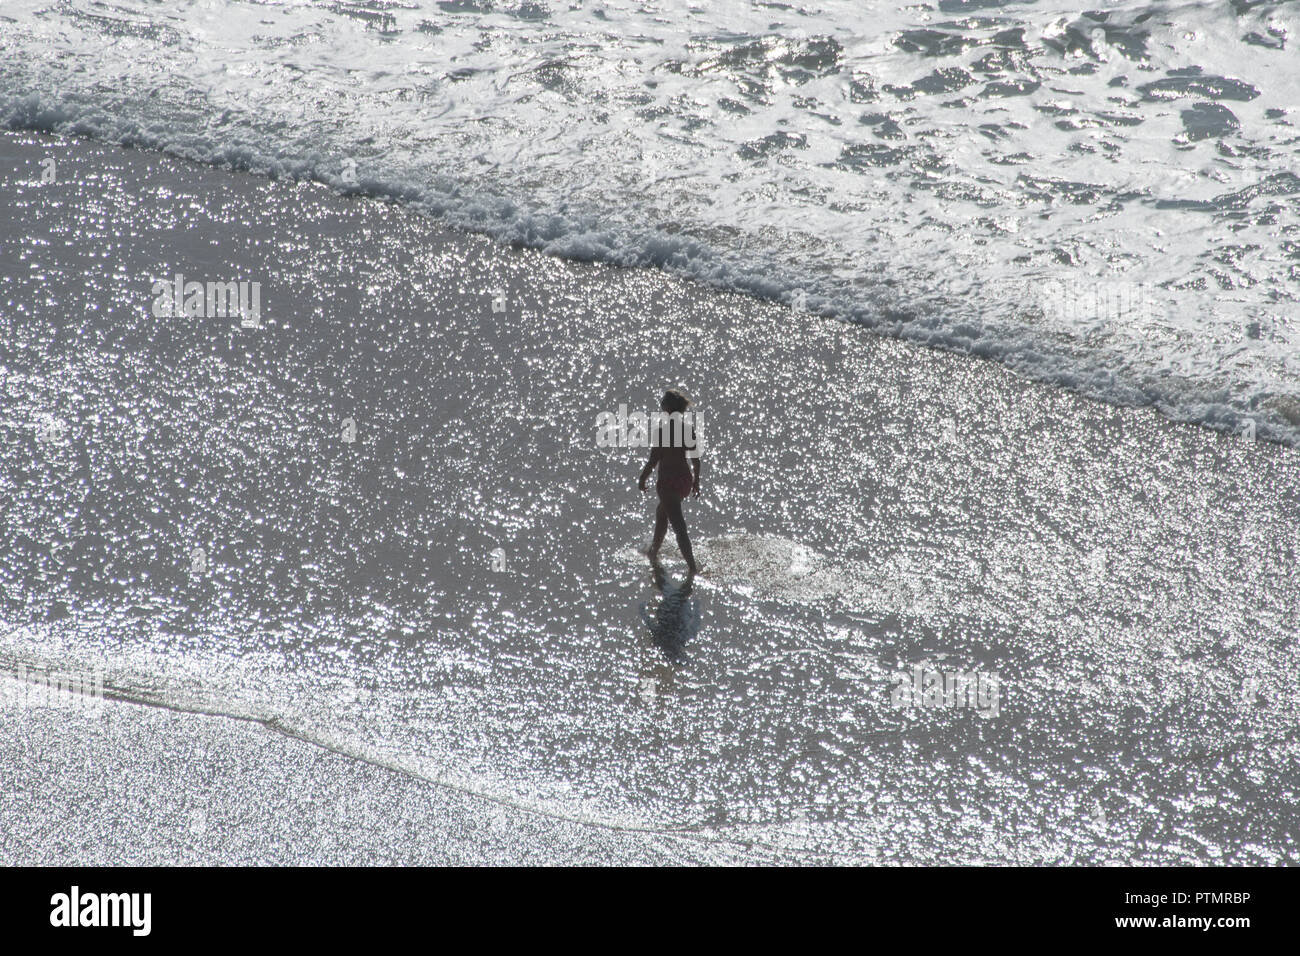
[2,0,1297,444]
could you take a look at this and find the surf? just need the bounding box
[1,0,1297,444]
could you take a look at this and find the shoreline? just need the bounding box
[5,124,1296,452]
[2,128,1298,865]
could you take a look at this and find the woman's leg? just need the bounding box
[659,488,698,572]
[650,501,668,555]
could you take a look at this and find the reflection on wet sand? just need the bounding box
[640,558,700,663]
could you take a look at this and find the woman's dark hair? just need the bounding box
[660,388,692,414]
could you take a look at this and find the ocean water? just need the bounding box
[2,130,1298,864]
[2,0,1298,442]
[2,5,1300,865]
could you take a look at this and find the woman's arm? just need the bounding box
[638,445,662,491]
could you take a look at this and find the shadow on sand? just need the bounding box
[638,557,700,662]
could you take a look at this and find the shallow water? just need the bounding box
[2,132,1298,863]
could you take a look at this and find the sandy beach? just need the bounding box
[2,130,1298,865]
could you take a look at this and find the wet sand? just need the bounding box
[1,130,1298,864]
